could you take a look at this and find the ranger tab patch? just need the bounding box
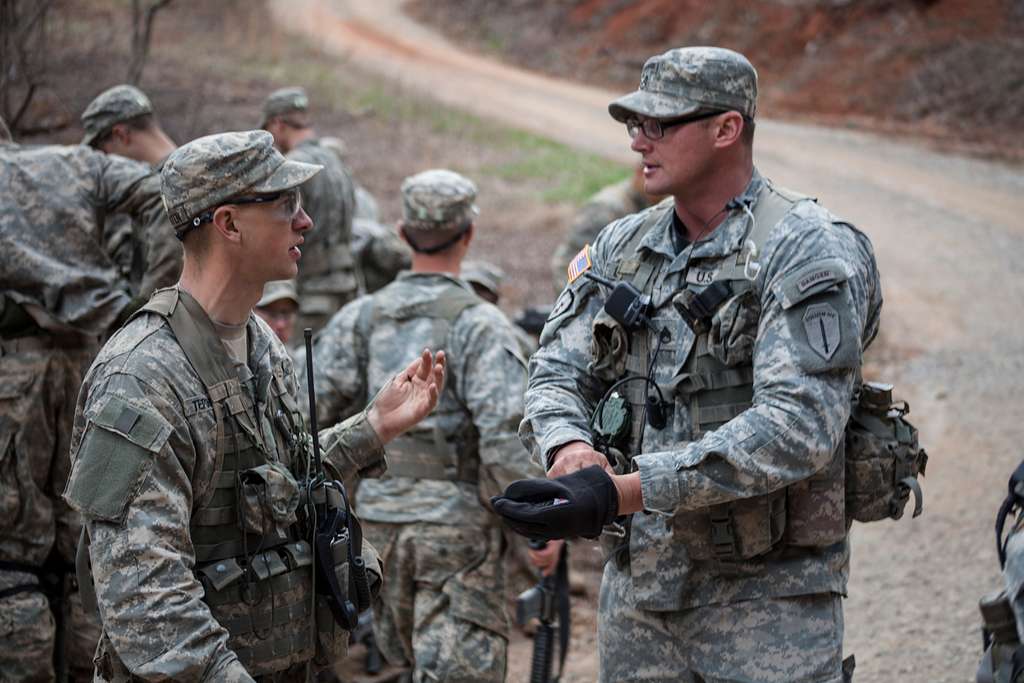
[566,245,592,284]
[803,303,841,360]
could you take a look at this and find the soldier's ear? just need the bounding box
[210,206,242,244]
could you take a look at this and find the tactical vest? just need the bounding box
[977,461,1024,683]
[607,182,924,565]
[355,281,482,484]
[145,289,318,675]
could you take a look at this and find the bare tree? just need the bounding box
[127,0,174,85]
[0,0,56,132]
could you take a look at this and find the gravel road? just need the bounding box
[273,2,1024,681]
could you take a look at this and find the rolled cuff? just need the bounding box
[634,452,684,513]
[320,409,387,483]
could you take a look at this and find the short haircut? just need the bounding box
[90,113,156,148]
[402,219,472,254]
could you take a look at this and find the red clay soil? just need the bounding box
[407,0,1024,161]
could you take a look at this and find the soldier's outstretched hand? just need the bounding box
[367,349,446,444]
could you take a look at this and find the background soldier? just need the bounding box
[262,87,360,334]
[62,130,446,681]
[306,169,558,681]
[351,217,411,295]
[461,259,537,357]
[0,115,175,681]
[496,47,882,683]
[254,279,300,346]
[549,164,656,292]
[80,83,183,300]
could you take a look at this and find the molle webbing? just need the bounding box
[363,282,483,483]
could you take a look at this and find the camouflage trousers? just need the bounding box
[597,562,845,683]
[0,339,102,682]
[362,520,509,683]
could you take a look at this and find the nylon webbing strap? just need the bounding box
[219,596,311,636]
[170,290,237,389]
[233,629,314,670]
[996,459,1024,567]
[384,438,477,483]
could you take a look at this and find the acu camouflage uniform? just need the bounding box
[522,48,882,683]
[307,170,541,682]
[263,88,359,332]
[61,132,383,681]
[80,84,182,296]
[550,175,651,292]
[0,137,176,682]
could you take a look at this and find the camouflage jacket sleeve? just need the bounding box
[455,304,542,495]
[522,222,624,467]
[98,156,181,301]
[65,369,254,682]
[304,298,368,427]
[635,207,882,512]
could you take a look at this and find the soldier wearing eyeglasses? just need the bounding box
[63,130,446,681]
[261,87,360,335]
[497,47,883,682]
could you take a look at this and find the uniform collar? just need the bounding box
[683,168,765,263]
[395,270,474,291]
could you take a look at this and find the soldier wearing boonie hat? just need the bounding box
[63,130,447,680]
[498,45,884,683]
[305,167,552,682]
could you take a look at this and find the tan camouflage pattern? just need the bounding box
[609,46,758,123]
[80,84,153,146]
[351,217,411,294]
[598,562,845,682]
[363,520,508,682]
[161,130,321,230]
[260,86,309,124]
[400,169,479,232]
[62,296,385,680]
[286,138,359,331]
[1,142,177,334]
[550,176,650,290]
[522,168,881,677]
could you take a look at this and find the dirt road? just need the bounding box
[272,1,1024,681]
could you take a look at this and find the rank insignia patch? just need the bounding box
[803,303,840,360]
[566,245,592,284]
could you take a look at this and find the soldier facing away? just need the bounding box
[262,87,360,335]
[305,169,559,681]
[62,130,446,681]
[0,115,177,681]
[494,47,882,682]
[80,83,183,297]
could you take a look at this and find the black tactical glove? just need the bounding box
[491,465,618,541]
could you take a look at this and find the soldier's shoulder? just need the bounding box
[91,312,188,385]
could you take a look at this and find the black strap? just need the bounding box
[0,559,42,575]
[0,583,45,600]
[996,460,1024,568]
[554,544,570,683]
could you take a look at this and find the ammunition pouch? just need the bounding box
[844,382,928,522]
[670,490,787,567]
[977,589,1024,683]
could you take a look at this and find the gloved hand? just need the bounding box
[491,466,619,541]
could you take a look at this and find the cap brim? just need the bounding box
[608,90,703,123]
[252,158,322,194]
[257,291,299,307]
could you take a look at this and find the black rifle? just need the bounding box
[515,541,570,683]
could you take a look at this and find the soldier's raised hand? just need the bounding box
[367,349,446,444]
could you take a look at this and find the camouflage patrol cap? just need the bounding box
[161,130,321,232]
[80,84,153,146]
[261,87,310,124]
[401,169,479,232]
[257,279,299,308]
[608,47,757,123]
[461,260,506,299]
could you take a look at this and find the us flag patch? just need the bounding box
[566,245,593,284]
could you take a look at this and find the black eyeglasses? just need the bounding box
[625,110,726,140]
